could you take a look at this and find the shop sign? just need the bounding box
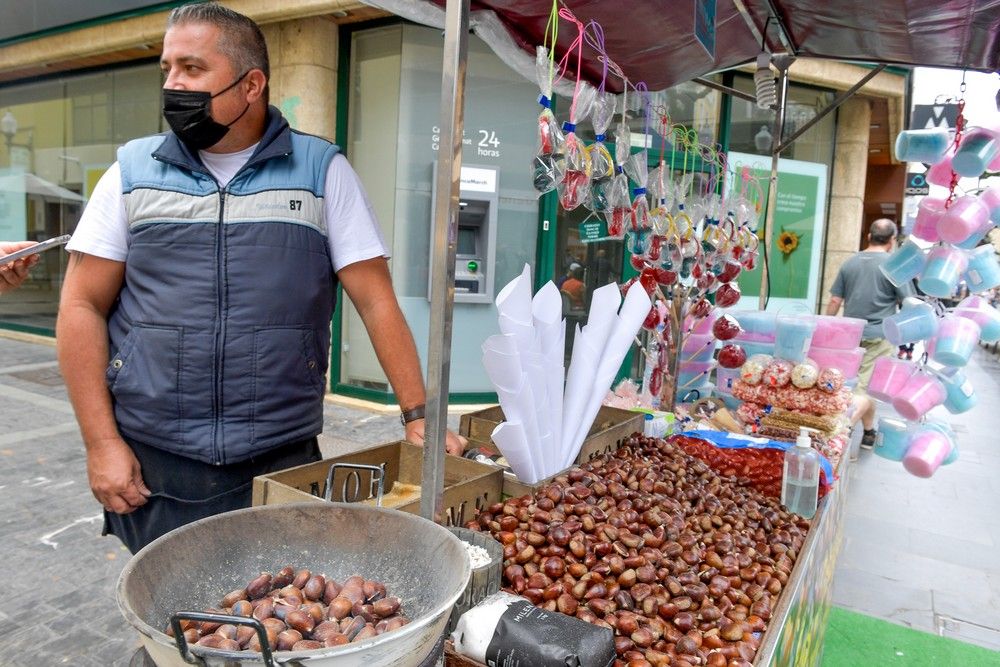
[905,172,930,196]
[911,104,959,131]
[578,217,611,243]
[693,0,717,59]
[432,126,502,159]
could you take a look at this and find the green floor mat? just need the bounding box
[821,607,1000,666]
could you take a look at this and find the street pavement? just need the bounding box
[0,331,997,665]
[832,342,1000,652]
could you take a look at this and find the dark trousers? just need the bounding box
[104,436,322,554]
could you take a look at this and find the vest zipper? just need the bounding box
[213,188,227,465]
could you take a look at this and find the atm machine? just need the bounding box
[428,164,499,304]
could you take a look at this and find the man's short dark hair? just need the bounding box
[168,3,270,86]
[869,218,897,245]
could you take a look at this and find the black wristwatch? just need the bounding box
[400,404,426,426]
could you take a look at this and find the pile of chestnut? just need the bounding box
[465,435,810,667]
[166,567,409,652]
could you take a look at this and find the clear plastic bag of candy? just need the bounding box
[532,46,565,195]
[624,151,651,232]
[585,91,617,213]
[603,121,632,239]
[648,164,675,213]
[604,172,630,239]
[557,85,597,210]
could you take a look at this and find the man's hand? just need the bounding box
[86,437,152,514]
[404,419,468,456]
[0,241,40,294]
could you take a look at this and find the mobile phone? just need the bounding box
[0,235,71,265]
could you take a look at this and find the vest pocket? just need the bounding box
[251,326,325,431]
[108,325,183,440]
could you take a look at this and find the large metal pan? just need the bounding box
[117,502,471,666]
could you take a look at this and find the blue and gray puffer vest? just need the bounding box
[106,107,339,465]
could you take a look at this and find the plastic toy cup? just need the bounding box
[681,334,716,363]
[952,127,1000,177]
[733,338,775,358]
[936,367,977,414]
[962,245,1000,293]
[926,152,955,187]
[954,295,1000,342]
[873,417,911,461]
[718,393,741,411]
[891,370,946,421]
[882,300,938,345]
[982,186,1000,225]
[811,315,866,349]
[678,382,714,403]
[728,309,777,338]
[936,195,989,245]
[715,366,741,393]
[677,369,712,388]
[867,356,916,403]
[911,198,946,243]
[774,316,816,362]
[880,239,927,287]
[930,315,980,366]
[954,218,996,250]
[894,129,951,164]
[918,245,968,298]
[684,309,719,334]
[806,346,864,379]
[902,424,955,478]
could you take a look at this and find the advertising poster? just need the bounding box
[726,151,829,313]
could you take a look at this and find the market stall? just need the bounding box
[116,1,1000,665]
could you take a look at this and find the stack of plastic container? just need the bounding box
[859,121,1000,478]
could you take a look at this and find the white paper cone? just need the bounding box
[567,282,652,463]
[495,264,534,325]
[491,422,540,483]
[560,323,603,465]
[531,281,565,474]
[482,335,522,392]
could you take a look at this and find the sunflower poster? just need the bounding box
[726,152,829,311]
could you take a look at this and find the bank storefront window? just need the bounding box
[0,62,162,333]
[342,23,538,397]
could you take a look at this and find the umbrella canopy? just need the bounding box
[0,172,84,202]
[369,0,1000,91]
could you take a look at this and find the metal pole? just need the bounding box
[692,77,759,105]
[775,64,886,154]
[758,61,789,310]
[421,0,469,522]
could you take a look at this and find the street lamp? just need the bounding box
[1,111,16,152]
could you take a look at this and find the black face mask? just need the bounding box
[162,72,250,150]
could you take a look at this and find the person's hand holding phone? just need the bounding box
[0,241,41,294]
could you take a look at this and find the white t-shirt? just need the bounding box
[67,147,388,273]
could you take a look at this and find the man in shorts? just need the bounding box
[825,219,914,448]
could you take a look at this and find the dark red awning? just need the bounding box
[395,0,1000,90]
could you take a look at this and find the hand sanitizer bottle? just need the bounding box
[781,427,820,518]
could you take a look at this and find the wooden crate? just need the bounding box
[251,441,503,527]
[460,405,643,500]
[459,405,642,464]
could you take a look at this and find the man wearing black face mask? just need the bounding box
[57,2,466,553]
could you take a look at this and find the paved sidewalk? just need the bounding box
[0,332,447,667]
[0,332,997,664]
[832,345,1000,651]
